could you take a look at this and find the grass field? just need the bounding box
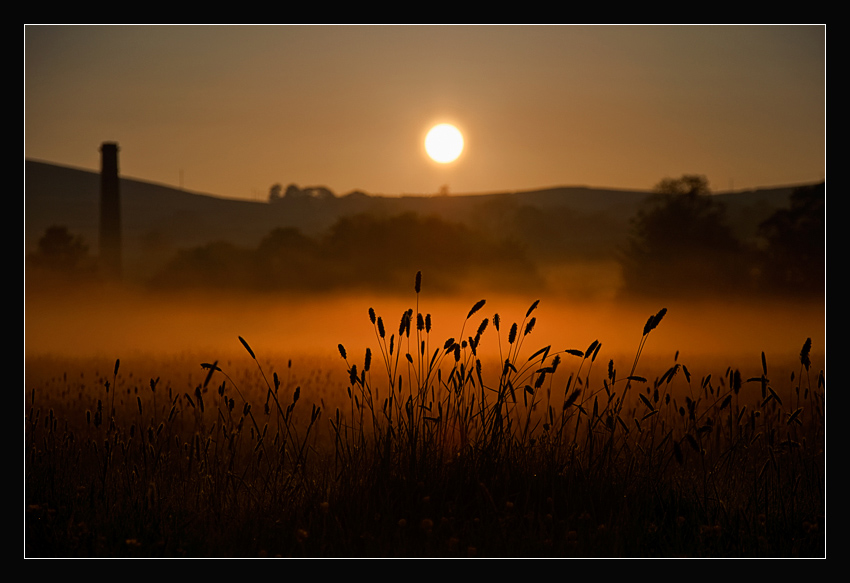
[25,275,825,557]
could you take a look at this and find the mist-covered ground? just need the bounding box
[25,281,824,395]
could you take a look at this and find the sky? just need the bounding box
[24,25,825,201]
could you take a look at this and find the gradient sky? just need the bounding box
[24,25,825,200]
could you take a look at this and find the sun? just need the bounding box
[425,124,464,164]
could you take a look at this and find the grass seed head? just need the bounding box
[643,308,668,336]
[467,299,486,320]
[239,336,256,360]
[800,338,812,370]
[476,318,489,338]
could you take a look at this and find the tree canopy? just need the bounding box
[757,182,824,296]
[28,225,90,273]
[621,175,749,297]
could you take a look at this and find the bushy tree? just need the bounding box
[621,175,749,297]
[28,225,91,273]
[323,212,541,293]
[268,183,283,202]
[285,184,307,199]
[756,182,824,296]
[255,227,326,290]
[149,240,254,290]
[149,213,542,295]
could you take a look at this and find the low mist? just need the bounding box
[25,176,825,393]
[25,280,824,385]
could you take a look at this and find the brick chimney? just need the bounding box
[99,142,121,279]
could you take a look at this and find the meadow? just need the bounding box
[24,274,825,557]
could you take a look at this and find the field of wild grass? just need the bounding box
[25,275,825,557]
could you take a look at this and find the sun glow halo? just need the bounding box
[425,124,464,164]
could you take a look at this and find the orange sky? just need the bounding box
[24,25,825,200]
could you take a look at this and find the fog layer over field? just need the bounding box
[25,286,825,384]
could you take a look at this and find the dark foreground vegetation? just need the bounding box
[25,274,825,557]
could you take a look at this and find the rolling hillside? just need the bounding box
[25,159,799,283]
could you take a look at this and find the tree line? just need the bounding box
[621,175,824,299]
[27,176,824,299]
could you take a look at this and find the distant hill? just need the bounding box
[25,159,802,282]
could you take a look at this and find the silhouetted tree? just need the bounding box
[756,182,824,296]
[28,225,91,273]
[322,212,541,293]
[269,183,283,202]
[621,175,750,297]
[255,227,327,290]
[285,184,307,199]
[149,214,542,295]
[149,241,254,290]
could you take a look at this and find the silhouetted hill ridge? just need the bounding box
[25,159,804,280]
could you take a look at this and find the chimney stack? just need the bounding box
[99,142,121,279]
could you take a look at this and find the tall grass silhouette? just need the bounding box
[25,272,824,557]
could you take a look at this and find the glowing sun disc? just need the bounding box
[425,124,464,163]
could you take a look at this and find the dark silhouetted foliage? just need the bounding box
[268,183,283,202]
[322,212,541,293]
[285,184,307,199]
[621,176,751,298]
[150,213,542,295]
[756,182,824,296]
[150,240,255,290]
[254,227,327,290]
[27,225,92,273]
[270,183,335,204]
